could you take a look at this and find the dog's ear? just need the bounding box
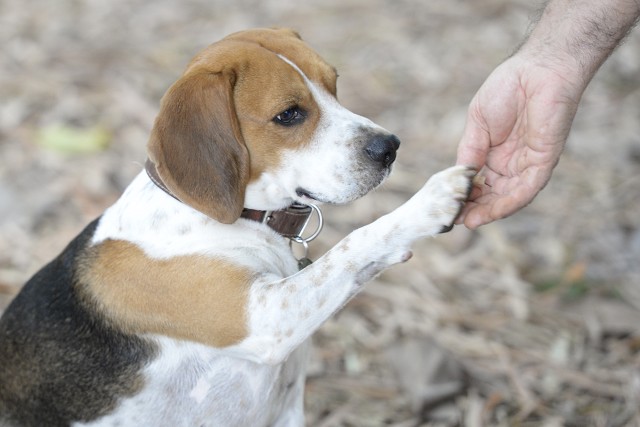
[147,70,249,224]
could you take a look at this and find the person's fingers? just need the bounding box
[461,178,540,228]
[461,195,513,229]
[454,183,483,225]
[462,204,493,229]
[454,200,475,225]
[456,107,490,170]
[458,191,501,229]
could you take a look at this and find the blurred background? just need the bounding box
[1,0,640,425]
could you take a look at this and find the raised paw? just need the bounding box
[405,165,476,236]
[436,166,476,233]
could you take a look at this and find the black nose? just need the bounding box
[364,134,400,168]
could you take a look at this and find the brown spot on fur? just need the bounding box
[346,261,358,273]
[281,298,289,309]
[79,239,253,347]
[312,265,329,284]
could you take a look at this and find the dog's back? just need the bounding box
[0,220,154,427]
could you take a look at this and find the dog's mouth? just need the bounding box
[295,188,325,204]
[294,167,390,206]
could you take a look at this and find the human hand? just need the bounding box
[456,54,583,228]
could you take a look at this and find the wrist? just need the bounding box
[514,43,589,98]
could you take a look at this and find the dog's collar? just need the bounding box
[144,158,322,240]
[145,158,177,202]
[240,204,323,240]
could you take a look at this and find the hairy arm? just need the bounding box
[522,0,640,85]
[456,0,640,228]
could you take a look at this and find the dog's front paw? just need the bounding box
[409,165,475,236]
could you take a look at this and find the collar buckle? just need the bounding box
[241,202,323,241]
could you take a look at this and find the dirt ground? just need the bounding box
[2,0,640,426]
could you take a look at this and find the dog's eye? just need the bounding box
[274,107,306,126]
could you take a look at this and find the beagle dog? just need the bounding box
[0,28,474,427]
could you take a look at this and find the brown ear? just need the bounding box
[147,70,249,224]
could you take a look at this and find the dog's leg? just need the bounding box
[231,165,475,364]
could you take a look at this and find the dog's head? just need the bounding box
[148,28,400,223]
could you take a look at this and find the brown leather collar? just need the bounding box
[239,203,314,239]
[144,159,314,239]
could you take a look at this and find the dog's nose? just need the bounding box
[364,134,400,168]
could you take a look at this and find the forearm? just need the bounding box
[519,0,640,89]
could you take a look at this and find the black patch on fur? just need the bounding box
[0,218,156,427]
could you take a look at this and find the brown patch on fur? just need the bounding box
[79,239,253,347]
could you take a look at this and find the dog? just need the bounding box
[0,28,474,427]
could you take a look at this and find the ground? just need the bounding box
[1,1,640,426]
